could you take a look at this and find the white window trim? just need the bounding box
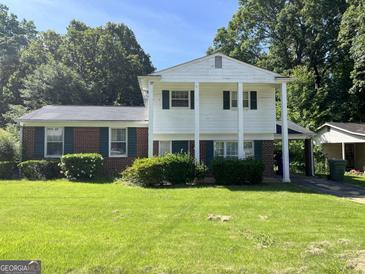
[170,90,190,109]
[158,140,172,156]
[109,127,128,158]
[214,140,254,158]
[230,91,250,109]
[44,127,64,158]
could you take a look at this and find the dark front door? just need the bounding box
[345,143,355,169]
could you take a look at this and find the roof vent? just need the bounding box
[215,56,222,68]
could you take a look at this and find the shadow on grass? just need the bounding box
[149,181,313,194]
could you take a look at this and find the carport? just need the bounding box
[275,120,316,176]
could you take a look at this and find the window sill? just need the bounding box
[109,155,128,158]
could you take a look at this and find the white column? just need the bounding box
[148,81,154,157]
[281,81,290,182]
[194,82,200,163]
[342,142,345,160]
[238,82,245,159]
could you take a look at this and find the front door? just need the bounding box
[345,143,355,169]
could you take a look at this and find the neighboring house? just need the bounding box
[18,53,314,179]
[315,122,365,171]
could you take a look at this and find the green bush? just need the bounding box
[121,157,165,187]
[60,153,103,181]
[19,160,60,180]
[212,158,265,185]
[121,153,208,187]
[0,161,18,179]
[0,129,19,161]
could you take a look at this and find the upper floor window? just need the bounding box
[110,128,127,157]
[45,127,63,157]
[171,91,189,107]
[231,91,249,108]
[214,141,254,158]
[215,56,222,68]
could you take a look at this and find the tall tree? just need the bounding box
[209,0,353,128]
[339,0,365,121]
[0,4,36,124]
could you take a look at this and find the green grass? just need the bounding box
[0,180,364,273]
[345,174,365,187]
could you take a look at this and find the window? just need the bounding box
[214,141,254,158]
[231,91,249,108]
[171,91,189,107]
[110,128,127,157]
[214,141,224,157]
[215,56,222,68]
[45,127,63,157]
[244,141,254,158]
[159,141,171,156]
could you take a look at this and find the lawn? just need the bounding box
[0,180,364,273]
[345,174,365,187]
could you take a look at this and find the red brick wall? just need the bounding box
[136,128,148,157]
[22,127,35,160]
[262,140,274,177]
[74,128,100,153]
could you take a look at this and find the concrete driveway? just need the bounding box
[293,176,365,204]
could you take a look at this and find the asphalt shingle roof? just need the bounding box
[19,105,147,121]
[325,122,365,135]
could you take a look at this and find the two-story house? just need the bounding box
[19,53,314,181]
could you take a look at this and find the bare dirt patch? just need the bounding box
[207,214,232,222]
[347,250,365,273]
[304,241,331,256]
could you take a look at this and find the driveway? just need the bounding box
[293,176,365,204]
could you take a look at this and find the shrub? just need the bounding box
[163,153,206,184]
[212,158,265,185]
[60,153,103,181]
[0,129,19,161]
[121,157,165,187]
[121,153,208,187]
[19,160,60,180]
[0,161,18,179]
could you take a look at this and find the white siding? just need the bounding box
[314,127,365,144]
[153,82,276,134]
[154,54,280,83]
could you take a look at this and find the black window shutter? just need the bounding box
[127,128,137,157]
[250,91,257,109]
[99,127,109,157]
[223,91,230,109]
[254,140,263,160]
[64,127,74,154]
[190,90,194,109]
[34,127,45,158]
[205,141,214,168]
[162,90,170,109]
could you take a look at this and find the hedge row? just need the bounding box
[121,153,207,187]
[212,158,265,184]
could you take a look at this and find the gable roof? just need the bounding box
[317,122,365,137]
[19,105,147,122]
[276,120,315,136]
[150,53,284,78]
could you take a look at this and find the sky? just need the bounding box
[2,0,238,70]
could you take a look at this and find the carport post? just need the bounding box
[304,138,314,176]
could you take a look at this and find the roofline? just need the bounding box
[18,119,148,122]
[149,52,285,78]
[316,123,365,137]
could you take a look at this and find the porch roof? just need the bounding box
[275,120,315,139]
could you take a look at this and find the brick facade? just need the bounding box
[22,126,275,177]
[22,126,148,175]
[74,128,100,153]
[22,127,36,160]
[262,140,274,177]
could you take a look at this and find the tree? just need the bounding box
[209,0,354,128]
[339,0,365,121]
[20,61,89,109]
[0,4,36,124]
